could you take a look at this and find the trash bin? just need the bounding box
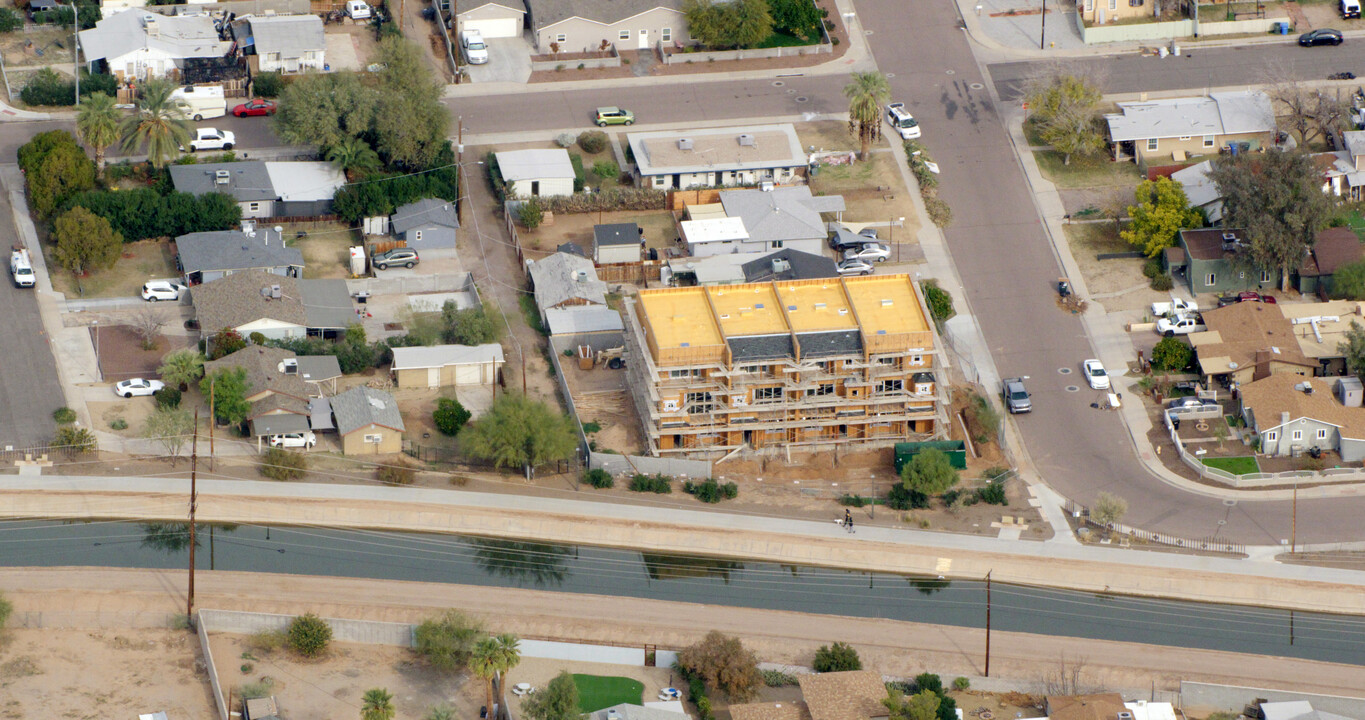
[353,291,371,304]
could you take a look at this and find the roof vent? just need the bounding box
[678,138,693,151]
[1118,713,1134,720]
[215,169,230,185]
[881,299,893,306]
[271,284,282,299]
[738,133,755,147]
[368,396,386,409]
[576,270,588,283]
[260,286,272,298]
[1222,232,1237,241]
[145,18,160,36]
[814,302,826,310]
[838,308,848,315]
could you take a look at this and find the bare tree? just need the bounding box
[1101,186,1129,236]
[130,307,168,351]
[1262,61,1346,147]
[1041,655,1091,696]
[1091,492,1129,526]
[143,407,194,467]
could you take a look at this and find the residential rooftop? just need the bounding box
[707,284,787,337]
[1104,90,1273,142]
[628,124,806,176]
[775,280,858,333]
[843,275,929,336]
[637,287,724,351]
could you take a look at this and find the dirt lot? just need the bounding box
[88,397,160,437]
[0,28,74,68]
[93,324,194,383]
[804,133,923,252]
[0,628,215,719]
[1062,223,1165,314]
[564,356,644,455]
[288,222,364,279]
[520,209,676,258]
[49,240,180,300]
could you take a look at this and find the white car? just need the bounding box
[114,378,165,398]
[347,0,372,18]
[1083,359,1109,390]
[460,30,489,64]
[886,102,921,140]
[269,431,317,448]
[837,258,874,276]
[141,279,187,302]
[187,128,235,152]
[843,243,891,263]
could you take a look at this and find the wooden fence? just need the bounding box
[1060,496,1247,556]
[668,189,724,210]
[596,261,663,284]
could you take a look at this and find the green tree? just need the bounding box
[1208,150,1332,291]
[768,0,821,40]
[373,36,450,170]
[920,280,955,329]
[274,72,378,150]
[208,328,247,360]
[143,407,195,468]
[1333,258,1365,299]
[523,671,583,720]
[470,638,502,718]
[884,690,941,720]
[76,92,122,179]
[460,394,578,478]
[443,304,500,345]
[677,630,763,701]
[433,398,472,436]
[1338,321,1365,380]
[362,688,396,720]
[1024,71,1104,165]
[28,141,95,220]
[731,0,774,48]
[253,71,284,98]
[1121,178,1202,257]
[683,0,724,46]
[287,612,332,657]
[51,206,121,276]
[518,199,544,228]
[492,633,521,709]
[54,425,97,453]
[900,448,958,497]
[845,72,890,160]
[326,136,382,179]
[414,610,485,672]
[813,641,861,672]
[120,78,192,168]
[201,366,251,425]
[1150,336,1192,372]
[0,8,21,32]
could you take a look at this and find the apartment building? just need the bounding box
[624,274,947,456]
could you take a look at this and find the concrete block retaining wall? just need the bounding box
[530,54,621,71]
[1076,13,1284,43]
[662,43,831,65]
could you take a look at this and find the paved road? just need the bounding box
[0,115,284,164]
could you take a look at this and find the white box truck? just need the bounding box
[10,247,34,288]
[170,84,226,121]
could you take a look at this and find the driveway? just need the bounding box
[465,34,533,83]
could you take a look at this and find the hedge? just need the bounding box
[537,187,667,214]
[64,188,242,242]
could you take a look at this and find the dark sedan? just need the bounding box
[1300,29,1344,46]
[232,99,277,117]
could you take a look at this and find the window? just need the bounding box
[1259,270,1272,283]
[1084,0,1093,11]
[739,365,762,374]
[877,357,897,366]
[1266,431,1278,442]
[1108,0,1116,9]
[876,379,904,394]
[910,355,925,366]
[1203,135,1216,148]
[364,433,382,444]
[413,230,423,242]
[653,175,667,187]
[1128,0,1142,6]
[772,240,783,248]
[1179,136,1192,141]
[1205,273,1216,287]
[753,387,783,403]
[620,30,630,40]
[248,202,261,212]
[1317,428,1329,440]
[555,33,566,43]
[1292,430,1303,442]
[806,383,835,397]
[1146,138,1158,151]
[669,368,700,379]
[662,27,672,41]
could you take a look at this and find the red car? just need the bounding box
[231,99,276,117]
[1217,291,1278,307]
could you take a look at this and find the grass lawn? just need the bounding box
[1033,149,1141,190]
[1336,209,1365,242]
[755,30,814,48]
[286,222,362,279]
[573,674,644,713]
[1202,456,1261,475]
[48,239,178,299]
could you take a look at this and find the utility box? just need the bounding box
[349,246,367,276]
[893,440,967,474]
[244,695,282,720]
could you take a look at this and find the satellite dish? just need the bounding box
[1228,362,1239,369]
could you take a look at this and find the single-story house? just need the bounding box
[593,222,641,264]
[679,216,750,258]
[26,0,58,17]
[456,0,527,38]
[1240,374,1365,462]
[1045,695,1129,720]
[79,10,231,81]
[1297,226,1365,297]
[1314,146,1365,201]
[191,269,356,353]
[236,15,326,74]
[390,343,505,388]
[730,702,811,720]
[525,0,688,53]
[1260,701,1358,720]
[1104,91,1274,164]
[169,161,347,219]
[495,149,576,198]
[663,248,837,285]
[1279,300,1365,377]
[627,125,807,190]
[716,186,846,256]
[1189,301,1315,386]
[797,671,889,720]
[544,306,625,335]
[528,252,608,323]
[176,224,304,285]
[391,197,460,258]
[1167,228,1276,295]
[204,345,340,444]
[331,385,406,455]
[1169,160,1223,224]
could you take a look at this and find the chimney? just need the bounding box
[1281,411,1291,426]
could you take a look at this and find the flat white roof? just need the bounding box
[391,343,505,370]
[681,217,749,244]
[496,148,575,182]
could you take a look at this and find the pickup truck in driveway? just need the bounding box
[1151,296,1198,317]
[1157,313,1206,337]
[1002,377,1031,414]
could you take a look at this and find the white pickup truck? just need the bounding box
[1150,296,1198,317]
[10,247,34,288]
[1157,313,1206,337]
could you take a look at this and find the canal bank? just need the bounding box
[4,475,1365,616]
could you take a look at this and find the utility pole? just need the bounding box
[72,2,79,105]
[209,380,216,471]
[1040,0,1046,50]
[187,410,199,620]
[456,116,464,224]
[522,353,527,393]
[1291,480,1299,554]
[984,570,992,677]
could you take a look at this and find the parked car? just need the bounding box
[836,258,874,276]
[269,431,317,448]
[114,378,165,398]
[185,128,235,152]
[231,99,276,117]
[1300,28,1344,46]
[1002,376,1031,414]
[372,247,419,270]
[1344,0,1361,18]
[1216,291,1277,307]
[858,227,880,240]
[1156,313,1207,337]
[830,228,870,251]
[460,30,489,64]
[885,102,922,140]
[347,0,372,18]
[1167,396,1219,410]
[1083,359,1110,390]
[594,106,634,126]
[1150,296,1199,317]
[843,243,891,263]
[141,279,187,302]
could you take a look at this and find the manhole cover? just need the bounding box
[1058,367,1072,374]
[1223,499,1237,506]
[795,96,809,103]
[864,30,874,35]
[772,80,785,87]
[946,69,956,75]
[786,88,795,94]
[886,73,896,78]
[1217,520,1227,526]
[969,82,984,89]
[1065,385,1080,392]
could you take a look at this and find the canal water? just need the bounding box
[4,519,1365,665]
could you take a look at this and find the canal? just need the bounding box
[3,519,1365,665]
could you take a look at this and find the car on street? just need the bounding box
[1167,396,1220,410]
[141,279,187,302]
[843,243,891,263]
[232,99,276,117]
[114,378,165,398]
[594,106,634,126]
[460,30,489,64]
[372,247,419,270]
[1002,376,1031,414]
[185,128,235,152]
[1156,313,1207,337]
[269,431,317,448]
[886,102,922,140]
[1083,359,1110,390]
[1216,291,1277,307]
[1300,28,1344,46]
[836,258,874,276]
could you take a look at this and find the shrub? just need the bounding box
[555,132,577,148]
[684,478,736,503]
[109,418,128,430]
[0,8,21,33]
[1150,273,1173,291]
[813,641,862,672]
[54,426,97,453]
[976,480,1007,506]
[536,186,667,214]
[432,398,472,436]
[839,493,866,507]
[924,197,953,227]
[286,612,332,657]
[761,669,799,687]
[592,160,620,180]
[921,280,955,328]
[583,468,614,488]
[253,71,284,98]
[377,461,416,485]
[240,677,276,700]
[581,421,602,434]
[259,447,307,480]
[569,152,586,192]
[1142,257,1162,279]
[247,629,287,654]
[1151,336,1193,372]
[577,130,609,154]
[21,68,75,107]
[629,473,672,493]
[518,199,544,229]
[952,677,970,691]
[154,387,182,410]
[886,483,928,510]
[913,673,943,695]
[249,331,267,345]
[53,407,77,424]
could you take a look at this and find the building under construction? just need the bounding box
[623,273,948,456]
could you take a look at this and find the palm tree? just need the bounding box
[157,348,206,391]
[470,637,502,719]
[360,688,396,720]
[326,136,381,180]
[120,78,192,169]
[76,92,122,180]
[493,633,522,711]
[844,71,890,161]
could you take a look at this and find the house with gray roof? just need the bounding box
[525,0,688,52]
[391,198,460,258]
[191,270,356,354]
[718,186,846,256]
[593,222,641,264]
[665,248,837,286]
[628,124,807,190]
[528,252,608,324]
[237,15,326,74]
[544,306,625,335]
[455,0,527,39]
[330,385,406,455]
[176,225,304,284]
[79,10,231,81]
[169,161,346,219]
[204,345,341,442]
[495,149,576,197]
[1104,90,1274,164]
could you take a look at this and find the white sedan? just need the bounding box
[1083,359,1110,390]
[114,378,165,398]
[141,279,187,302]
[269,431,317,448]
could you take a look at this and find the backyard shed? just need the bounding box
[594,222,641,264]
[390,343,505,388]
[495,149,576,197]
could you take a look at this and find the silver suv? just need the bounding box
[372,247,419,270]
[1002,377,1031,414]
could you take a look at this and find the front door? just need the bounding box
[531,180,540,196]
[638,29,649,49]
[427,367,440,389]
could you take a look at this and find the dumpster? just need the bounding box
[894,440,968,474]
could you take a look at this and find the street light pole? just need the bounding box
[71,2,79,105]
[1040,0,1046,50]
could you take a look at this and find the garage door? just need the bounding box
[455,364,482,385]
[463,17,520,38]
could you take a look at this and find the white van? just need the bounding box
[1343,0,1360,18]
[170,84,226,121]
